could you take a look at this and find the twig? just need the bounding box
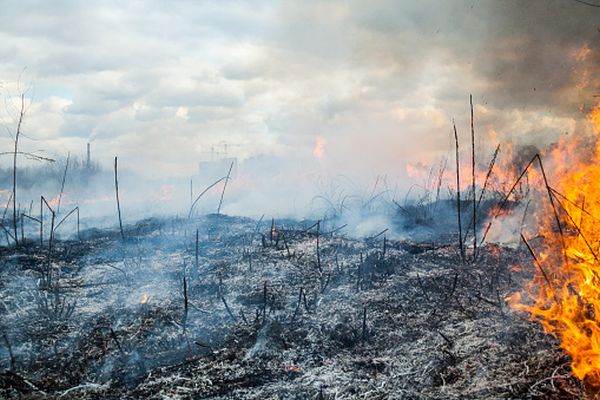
[301,221,319,233]
[114,156,124,240]
[53,206,79,234]
[56,152,70,216]
[292,286,304,321]
[361,306,368,342]
[221,296,237,322]
[552,193,598,262]
[262,281,268,323]
[217,161,234,215]
[183,275,189,328]
[195,228,199,275]
[2,332,15,370]
[109,327,124,355]
[370,228,388,240]
[520,233,558,303]
[316,220,322,273]
[188,177,227,219]
[327,223,348,236]
[571,0,600,7]
[463,144,500,247]
[11,93,25,245]
[470,94,477,259]
[454,121,465,261]
[478,154,538,250]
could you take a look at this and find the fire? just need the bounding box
[509,104,600,385]
[154,185,174,201]
[47,195,61,209]
[313,135,326,159]
[140,293,149,304]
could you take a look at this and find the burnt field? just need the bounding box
[0,214,583,399]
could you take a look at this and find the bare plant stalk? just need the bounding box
[552,193,598,261]
[477,144,500,209]
[262,281,268,324]
[520,233,558,303]
[2,195,13,247]
[316,220,322,273]
[190,178,193,210]
[221,296,237,322]
[520,199,531,234]
[292,286,304,321]
[12,93,25,245]
[53,206,79,235]
[48,209,55,258]
[470,95,477,258]
[195,228,199,274]
[40,197,43,245]
[40,200,54,285]
[454,122,465,261]
[188,177,227,219]
[535,155,567,262]
[114,156,124,240]
[217,161,234,215]
[57,152,70,216]
[479,155,537,248]
[362,306,368,342]
[2,192,13,222]
[478,154,564,260]
[109,328,124,355]
[183,275,189,329]
[2,332,15,370]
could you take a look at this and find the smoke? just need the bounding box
[0,0,595,238]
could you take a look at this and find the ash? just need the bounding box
[0,214,582,399]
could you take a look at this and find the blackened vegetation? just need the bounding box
[0,215,583,399]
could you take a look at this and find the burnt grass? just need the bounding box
[0,214,588,399]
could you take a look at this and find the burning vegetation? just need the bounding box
[509,105,600,387]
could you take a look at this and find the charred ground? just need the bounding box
[0,214,584,399]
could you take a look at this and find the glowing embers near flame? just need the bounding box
[510,105,600,385]
[140,293,149,304]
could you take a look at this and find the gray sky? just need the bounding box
[0,0,598,182]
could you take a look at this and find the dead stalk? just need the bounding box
[114,156,124,240]
[221,296,237,322]
[195,228,199,274]
[56,152,70,216]
[2,332,15,370]
[262,281,268,324]
[454,121,465,261]
[520,233,559,304]
[361,306,368,342]
[470,94,477,259]
[292,286,304,321]
[12,93,25,245]
[316,220,322,273]
[183,275,189,329]
[188,177,227,219]
[217,161,234,215]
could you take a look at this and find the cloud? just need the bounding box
[0,0,595,193]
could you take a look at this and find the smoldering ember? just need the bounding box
[0,2,599,400]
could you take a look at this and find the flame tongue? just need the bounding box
[511,105,600,385]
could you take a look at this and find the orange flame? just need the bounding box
[510,104,600,385]
[313,136,326,159]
